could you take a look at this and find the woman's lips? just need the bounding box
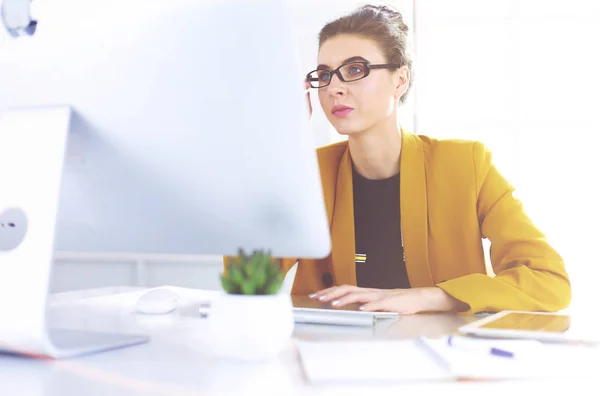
[332,105,353,118]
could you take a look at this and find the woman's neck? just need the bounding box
[348,120,402,180]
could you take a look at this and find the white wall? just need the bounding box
[414,0,600,310]
[51,253,224,293]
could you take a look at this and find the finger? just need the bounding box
[359,299,393,312]
[308,287,337,300]
[313,284,357,301]
[360,296,417,314]
[308,285,338,298]
[309,284,367,302]
[331,291,383,307]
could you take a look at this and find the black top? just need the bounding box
[352,164,411,289]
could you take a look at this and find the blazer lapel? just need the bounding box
[330,146,358,287]
[327,132,434,289]
[400,132,434,287]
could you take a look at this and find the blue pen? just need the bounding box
[447,336,514,358]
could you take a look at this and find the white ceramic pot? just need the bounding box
[207,292,294,361]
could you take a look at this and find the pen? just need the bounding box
[447,336,514,358]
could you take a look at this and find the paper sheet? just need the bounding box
[297,336,600,382]
[421,336,600,380]
[296,339,453,383]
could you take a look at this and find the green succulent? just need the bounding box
[221,249,284,295]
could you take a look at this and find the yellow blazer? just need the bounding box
[224,131,571,313]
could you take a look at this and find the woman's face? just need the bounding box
[315,34,408,136]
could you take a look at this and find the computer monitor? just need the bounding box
[0,0,331,358]
[0,0,331,259]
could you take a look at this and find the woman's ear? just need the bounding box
[394,65,410,101]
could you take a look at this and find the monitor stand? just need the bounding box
[0,106,148,358]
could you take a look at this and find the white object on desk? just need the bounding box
[421,335,600,380]
[60,286,221,313]
[297,339,453,383]
[292,298,399,327]
[0,107,149,359]
[207,292,294,362]
[298,336,600,383]
[281,261,298,294]
[197,295,400,327]
[135,288,180,314]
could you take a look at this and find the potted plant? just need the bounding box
[207,249,294,361]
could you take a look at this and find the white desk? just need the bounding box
[0,287,595,396]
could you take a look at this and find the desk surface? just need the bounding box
[0,287,594,396]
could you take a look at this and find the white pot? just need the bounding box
[207,292,294,361]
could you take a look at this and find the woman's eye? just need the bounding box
[318,71,332,82]
[349,66,363,75]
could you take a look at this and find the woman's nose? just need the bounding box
[326,76,347,97]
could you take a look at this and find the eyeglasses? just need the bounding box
[305,61,401,88]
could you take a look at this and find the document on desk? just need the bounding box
[296,339,453,383]
[297,336,600,382]
[421,335,600,380]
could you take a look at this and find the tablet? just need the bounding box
[458,310,600,343]
[291,295,399,327]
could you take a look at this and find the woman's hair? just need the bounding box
[318,4,412,103]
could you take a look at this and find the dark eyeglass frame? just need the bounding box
[305,61,402,88]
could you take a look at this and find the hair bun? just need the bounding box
[359,4,408,32]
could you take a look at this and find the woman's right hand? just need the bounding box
[305,81,312,119]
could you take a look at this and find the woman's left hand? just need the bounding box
[309,285,467,314]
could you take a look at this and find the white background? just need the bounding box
[414,0,599,311]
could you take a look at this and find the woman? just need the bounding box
[225,5,571,315]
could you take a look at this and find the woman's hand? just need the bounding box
[309,285,468,314]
